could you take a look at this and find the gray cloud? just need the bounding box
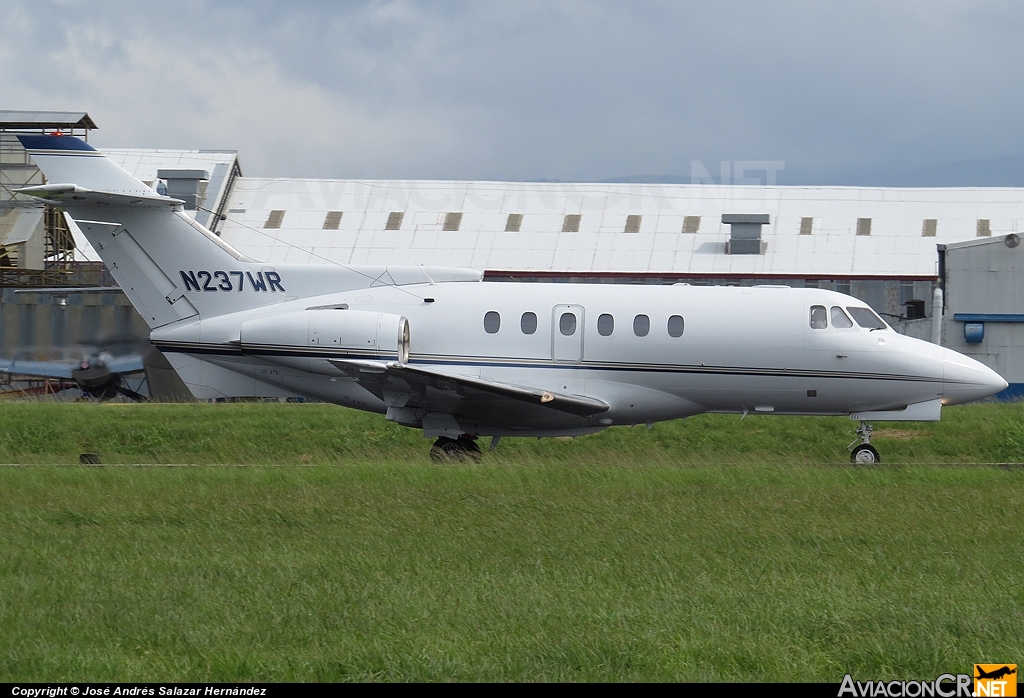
[3,0,1024,183]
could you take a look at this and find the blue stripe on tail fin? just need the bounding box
[17,135,97,152]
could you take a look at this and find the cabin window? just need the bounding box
[667,315,684,337]
[484,311,501,334]
[633,314,650,337]
[597,313,614,336]
[809,305,828,329]
[559,312,577,336]
[830,306,854,328]
[847,307,886,330]
[521,312,537,334]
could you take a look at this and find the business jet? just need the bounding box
[16,135,1007,463]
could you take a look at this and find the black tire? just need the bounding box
[430,436,483,462]
[850,444,881,464]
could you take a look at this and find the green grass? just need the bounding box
[0,401,1023,465]
[0,402,1022,681]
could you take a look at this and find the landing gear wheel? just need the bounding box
[850,444,881,464]
[430,436,483,462]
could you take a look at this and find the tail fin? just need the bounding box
[17,135,267,328]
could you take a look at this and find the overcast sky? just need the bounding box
[5,0,1024,184]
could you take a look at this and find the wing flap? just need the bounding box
[329,360,609,418]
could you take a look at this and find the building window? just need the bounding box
[483,311,500,334]
[977,219,991,237]
[443,212,462,231]
[667,315,684,337]
[264,210,285,229]
[562,214,581,233]
[836,280,851,295]
[800,217,813,235]
[323,211,342,230]
[520,312,537,334]
[385,212,404,230]
[624,215,641,233]
[597,313,614,336]
[856,218,871,236]
[559,312,577,335]
[922,219,937,237]
[506,213,523,232]
[682,216,701,234]
[633,314,650,337]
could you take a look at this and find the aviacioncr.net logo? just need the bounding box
[839,674,973,697]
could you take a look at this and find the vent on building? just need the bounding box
[977,219,991,237]
[800,217,814,235]
[856,218,871,236]
[562,214,581,232]
[682,216,701,234]
[264,210,285,229]
[385,212,404,230]
[922,219,937,237]
[157,168,209,211]
[443,212,463,231]
[323,211,342,230]
[723,213,769,255]
[505,213,523,232]
[624,215,642,233]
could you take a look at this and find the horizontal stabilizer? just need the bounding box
[14,183,183,208]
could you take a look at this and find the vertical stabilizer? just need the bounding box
[17,135,279,327]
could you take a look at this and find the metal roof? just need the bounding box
[215,178,1024,279]
[0,110,97,130]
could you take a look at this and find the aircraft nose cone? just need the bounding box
[941,349,1008,405]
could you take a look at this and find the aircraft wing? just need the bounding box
[329,360,609,424]
[0,359,74,379]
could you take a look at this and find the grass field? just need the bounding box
[1,402,1022,681]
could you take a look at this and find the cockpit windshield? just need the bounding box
[846,306,887,330]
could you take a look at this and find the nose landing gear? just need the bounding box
[848,420,880,464]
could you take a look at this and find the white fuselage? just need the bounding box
[152,280,1006,437]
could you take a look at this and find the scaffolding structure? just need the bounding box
[0,111,98,288]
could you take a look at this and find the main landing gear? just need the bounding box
[848,420,881,464]
[430,436,483,462]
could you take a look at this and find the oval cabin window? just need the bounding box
[484,311,501,334]
[633,314,650,337]
[667,315,684,337]
[597,313,614,336]
[521,312,538,335]
[559,312,577,336]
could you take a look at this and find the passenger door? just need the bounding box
[552,305,584,362]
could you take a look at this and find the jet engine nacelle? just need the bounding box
[240,309,410,374]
